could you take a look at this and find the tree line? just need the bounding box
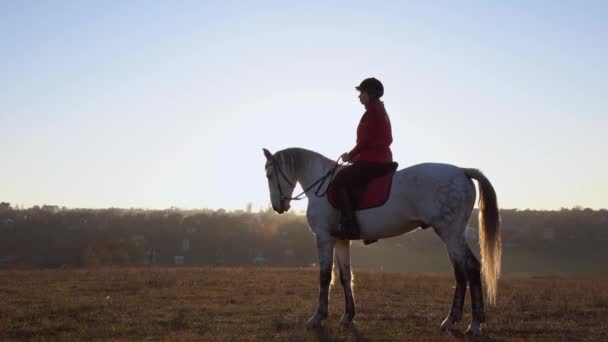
[0,203,606,274]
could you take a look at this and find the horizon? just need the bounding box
[1,2,607,211]
[2,201,606,213]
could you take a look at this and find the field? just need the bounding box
[1,268,607,341]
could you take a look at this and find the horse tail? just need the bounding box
[464,168,501,305]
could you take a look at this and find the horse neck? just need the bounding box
[282,148,335,193]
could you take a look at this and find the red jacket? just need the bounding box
[348,100,393,163]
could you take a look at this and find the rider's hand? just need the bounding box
[341,152,351,162]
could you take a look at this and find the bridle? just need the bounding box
[269,156,343,203]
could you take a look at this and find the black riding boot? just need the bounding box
[331,188,360,240]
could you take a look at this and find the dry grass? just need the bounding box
[1,268,607,341]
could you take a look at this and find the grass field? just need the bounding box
[1,267,607,341]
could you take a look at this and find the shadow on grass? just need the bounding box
[306,324,364,342]
[446,328,497,342]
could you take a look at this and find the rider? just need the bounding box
[331,77,394,240]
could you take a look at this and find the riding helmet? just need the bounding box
[355,77,384,98]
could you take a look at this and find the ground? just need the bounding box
[1,267,607,341]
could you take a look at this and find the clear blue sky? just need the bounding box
[1,1,606,211]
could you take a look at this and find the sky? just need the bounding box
[1,1,606,211]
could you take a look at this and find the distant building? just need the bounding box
[253,255,266,265]
[144,248,159,266]
[1,218,14,225]
[182,239,190,252]
[174,256,185,265]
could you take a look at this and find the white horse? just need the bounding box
[263,147,501,336]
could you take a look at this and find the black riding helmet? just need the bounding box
[355,77,384,98]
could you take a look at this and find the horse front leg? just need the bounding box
[335,239,355,325]
[306,235,335,328]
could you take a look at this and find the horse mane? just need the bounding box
[275,148,335,173]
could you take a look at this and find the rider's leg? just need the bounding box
[335,186,360,239]
[330,161,391,240]
[330,164,361,239]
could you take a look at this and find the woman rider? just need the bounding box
[331,77,394,240]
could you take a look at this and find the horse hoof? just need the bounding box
[305,316,323,329]
[339,315,354,326]
[440,317,456,331]
[466,322,482,336]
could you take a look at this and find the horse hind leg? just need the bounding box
[440,237,468,331]
[464,245,485,336]
[438,230,486,335]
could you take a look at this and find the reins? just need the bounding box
[272,156,344,202]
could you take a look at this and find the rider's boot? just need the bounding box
[331,188,361,240]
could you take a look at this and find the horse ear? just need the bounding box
[263,148,273,160]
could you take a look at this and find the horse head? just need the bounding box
[263,148,296,214]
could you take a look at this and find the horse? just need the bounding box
[262,147,501,336]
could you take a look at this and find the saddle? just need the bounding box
[328,162,398,210]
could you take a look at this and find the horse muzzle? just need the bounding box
[274,199,290,214]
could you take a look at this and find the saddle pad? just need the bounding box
[328,169,396,210]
